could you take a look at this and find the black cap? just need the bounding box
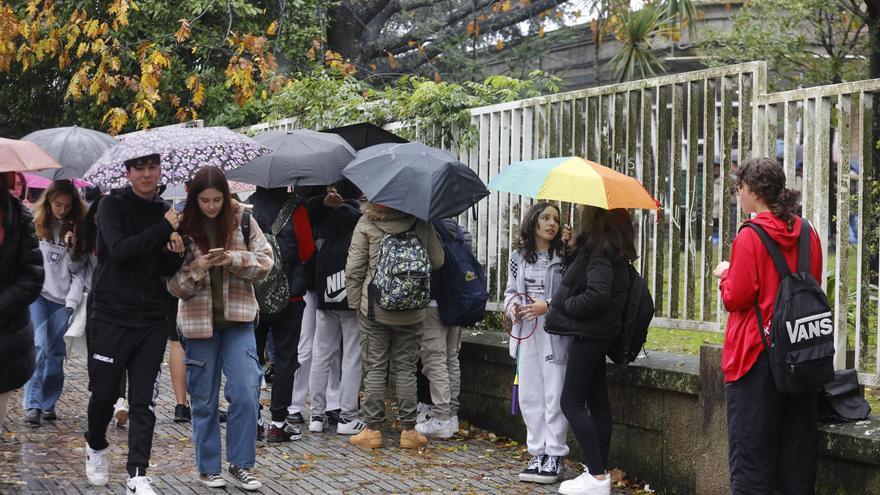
[123,153,161,170]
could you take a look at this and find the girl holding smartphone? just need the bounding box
[167,166,273,491]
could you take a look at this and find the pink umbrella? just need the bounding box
[24,174,92,189]
[0,137,62,172]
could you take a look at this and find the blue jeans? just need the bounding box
[23,296,68,411]
[184,323,262,474]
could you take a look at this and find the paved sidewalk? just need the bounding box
[1,354,635,494]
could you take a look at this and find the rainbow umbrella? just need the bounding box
[488,156,658,210]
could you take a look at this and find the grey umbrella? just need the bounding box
[342,142,489,221]
[22,126,117,180]
[226,129,356,187]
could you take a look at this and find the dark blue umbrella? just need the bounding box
[22,126,117,180]
[342,142,488,221]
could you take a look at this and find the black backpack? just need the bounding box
[431,220,488,326]
[743,218,835,396]
[607,262,654,364]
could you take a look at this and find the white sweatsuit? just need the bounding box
[504,250,572,458]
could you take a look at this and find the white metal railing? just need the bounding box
[243,62,880,385]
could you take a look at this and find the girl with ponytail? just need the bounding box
[713,157,823,494]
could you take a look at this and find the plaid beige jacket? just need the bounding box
[167,202,273,339]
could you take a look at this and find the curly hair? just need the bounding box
[515,201,565,264]
[732,157,800,229]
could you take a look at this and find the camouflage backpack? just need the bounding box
[252,196,298,315]
[369,228,431,316]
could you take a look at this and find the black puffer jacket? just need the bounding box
[0,196,43,393]
[544,248,630,340]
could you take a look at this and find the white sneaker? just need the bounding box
[416,402,433,424]
[558,468,611,495]
[415,417,455,439]
[336,417,366,435]
[126,475,157,495]
[309,415,325,433]
[85,445,109,486]
[113,398,129,428]
[448,415,459,433]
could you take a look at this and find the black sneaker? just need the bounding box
[325,409,342,426]
[173,404,191,423]
[285,412,305,424]
[535,455,564,484]
[518,454,545,483]
[41,409,57,421]
[25,408,41,426]
[267,421,302,442]
[219,409,227,423]
[228,465,262,491]
[264,366,275,385]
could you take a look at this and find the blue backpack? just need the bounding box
[431,220,488,326]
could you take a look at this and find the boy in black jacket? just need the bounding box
[84,154,184,495]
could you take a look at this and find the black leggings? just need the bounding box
[559,337,614,476]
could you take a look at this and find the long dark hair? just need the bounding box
[515,201,565,264]
[576,205,637,261]
[178,166,235,252]
[733,157,800,230]
[73,195,104,261]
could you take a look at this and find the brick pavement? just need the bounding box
[1,354,635,494]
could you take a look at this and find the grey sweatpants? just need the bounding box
[358,315,423,430]
[309,309,361,419]
[419,307,461,419]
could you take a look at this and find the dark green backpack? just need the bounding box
[244,196,297,315]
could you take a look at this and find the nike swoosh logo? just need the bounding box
[326,287,346,301]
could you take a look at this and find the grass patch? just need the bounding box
[645,326,724,355]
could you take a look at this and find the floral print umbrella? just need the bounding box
[84,126,270,190]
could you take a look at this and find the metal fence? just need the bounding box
[244,61,880,386]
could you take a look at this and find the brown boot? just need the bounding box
[400,429,428,449]
[349,427,382,449]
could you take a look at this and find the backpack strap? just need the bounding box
[241,209,251,250]
[797,217,813,274]
[271,195,299,237]
[741,223,791,279]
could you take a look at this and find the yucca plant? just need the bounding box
[609,5,670,82]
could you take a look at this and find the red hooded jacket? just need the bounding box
[719,212,823,383]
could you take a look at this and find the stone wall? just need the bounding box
[458,332,880,494]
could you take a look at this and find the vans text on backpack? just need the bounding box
[742,218,835,395]
[607,262,654,365]
[367,227,431,319]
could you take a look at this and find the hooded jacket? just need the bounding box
[89,186,184,327]
[719,212,823,383]
[345,202,444,326]
[306,195,361,310]
[0,196,42,393]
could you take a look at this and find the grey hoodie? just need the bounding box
[37,221,86,309]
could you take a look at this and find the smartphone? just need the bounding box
[174,201,186,213]
[208,247,224,255]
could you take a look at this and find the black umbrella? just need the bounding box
[22,126,117,180]
[321,123,407,151]
[226,129,356,188]
[342,142,489,221]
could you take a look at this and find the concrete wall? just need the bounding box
[458,333,880,494]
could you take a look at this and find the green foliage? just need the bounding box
[609,4,668,82]
[699,0,867,88]
[266,68,561,149]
